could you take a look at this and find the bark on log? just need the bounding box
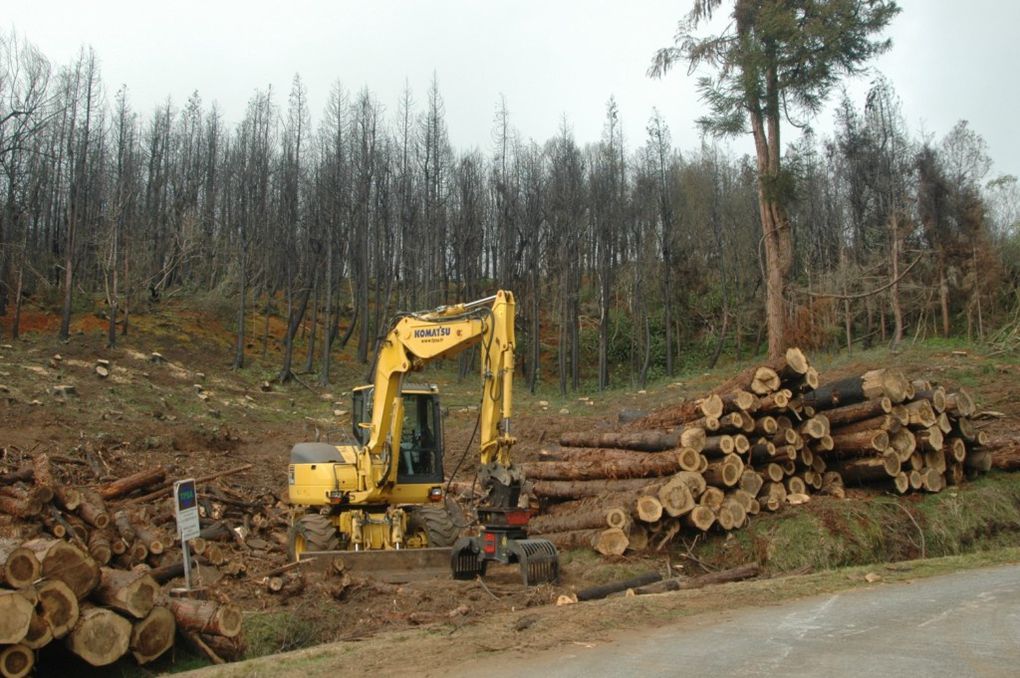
[631,562,760,594]
[129,606,175,665]
[169,598,243,638]
[828,429,889,455]
[833,414,900,436]
[91,567,158,619]
[823,398,893,427]
[576,572,663,601]
[558,430,681,452]
[0,645,33,678]
[0,541,41,589]
[521,453,688,481]
[536,529,599,550]
[65,605,132,667]
[913,386,947,413]
[98,467,166,500]
[832,451,901,483]
[199,632,246,662]
[87,530,113,565]
[34,579,79,639]
[0,590,34,644]
[916,427,944,453]
[703,435,735,456]
[633,394,724,430]
[803,369,907,411]
[21,538,99,600]
[0,493,41,519]
[32,454,53,492]
[53,486,81,511]
[530,478,661,499]
[77,490,111,529]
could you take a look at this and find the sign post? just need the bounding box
[173,479,200,590]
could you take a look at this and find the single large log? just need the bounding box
[21,538,99,600]
[576,571,663,601]
[538,446,701,471]
[802,369,908,410]
[88,530,113,565]
[558,430,679,452]
[536,529,600,550]
[123,463,253,505]
[0,491,41,519]
[34,579,79,639]
[827,429,889,455]
[98,467,166,501]
[594,528,629,556]
[833,414,901,436]
[889,429,917,462]
[633,563,760,595]
[916,427,944,453]
[944,390,975,417]
[832,451,901,483]
[91,567,158,619]
[530,477,669,499]
[532,491,654,533]
[739,470,764,497]
[53,486,81,512]
[703,435,735,457]
[0,645,33,678]
[129,606,175,665]
[823,398,893,427]
[682,505,715,531]
[169,598,243,638]
[0,541,41,589]
[0,590,34,644]
[521,453,688,481]
[720,390,759,414]
[32,454,54,494]
[66,605,132,667]
[657,477,695,517]
[77,489,111,530]
[703,454,744,488]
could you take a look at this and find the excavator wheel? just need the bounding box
[287,514,340,561]
[407,500,462,548]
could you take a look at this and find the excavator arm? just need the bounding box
[353,291,520,504]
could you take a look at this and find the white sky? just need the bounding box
[7,0,1019,179]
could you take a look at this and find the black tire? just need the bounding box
[287,514,340,561]
[408,502,461,548]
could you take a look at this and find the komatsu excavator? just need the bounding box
[286,290,559,585]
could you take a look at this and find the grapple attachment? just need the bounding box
[450,534,559,586]
[507,538,559,585]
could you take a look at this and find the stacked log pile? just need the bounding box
[0,453,261,672]
[525,348,993,556]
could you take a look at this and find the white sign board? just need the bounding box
[173,479,201,542]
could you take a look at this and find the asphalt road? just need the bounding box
[458,564,1020,678]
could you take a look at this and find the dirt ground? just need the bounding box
[2,303,1019,669]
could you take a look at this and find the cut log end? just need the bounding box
[0,645,33,678]
[130,606,176,665]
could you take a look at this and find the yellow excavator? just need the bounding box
[286,290,559,585]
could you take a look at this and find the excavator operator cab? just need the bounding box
[352,384,445,484]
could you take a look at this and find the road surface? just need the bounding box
[455,564,1020,678]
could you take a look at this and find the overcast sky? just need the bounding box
[7,1,1019,179]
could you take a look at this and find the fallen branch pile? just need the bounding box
[0,452,267,672]
[525,348,993,556]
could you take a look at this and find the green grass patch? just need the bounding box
[696,473,1020,574]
